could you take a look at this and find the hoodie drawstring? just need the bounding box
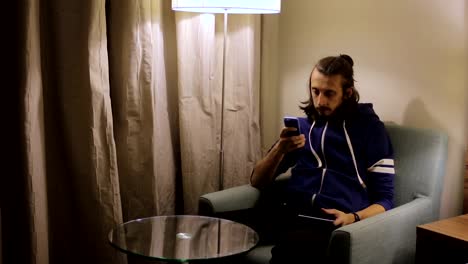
[343,120,367,188]
[308,121,323,168]
[308,121,328,195]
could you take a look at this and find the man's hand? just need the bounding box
[250,127,305,188]
[321,208,355,226]
[322,204,385,226]
[277,127,306,154]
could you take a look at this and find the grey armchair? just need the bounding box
[198,124,448,264]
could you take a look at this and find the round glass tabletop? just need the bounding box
[108,215,259,262]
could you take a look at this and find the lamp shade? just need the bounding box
[172,0,281,14]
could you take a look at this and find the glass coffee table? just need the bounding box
[108,215,259,263]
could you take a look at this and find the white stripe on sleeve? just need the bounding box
[369,159,394,168]
[368,167,395,174]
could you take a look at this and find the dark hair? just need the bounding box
[300,54,360,121]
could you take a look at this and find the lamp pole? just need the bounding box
[218,10,228,191]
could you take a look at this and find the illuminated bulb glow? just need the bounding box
[172,0,281,14]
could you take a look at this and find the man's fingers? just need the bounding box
[322,208,337,214]
[334,218,344,226]
[293,138,305,146]
[283,135,305,149]
[280,127,298,137]
[292,135,305,145]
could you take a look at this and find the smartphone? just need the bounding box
[283,116,301,137]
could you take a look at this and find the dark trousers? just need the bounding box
[268,204,337,264]
[254,181,337,264]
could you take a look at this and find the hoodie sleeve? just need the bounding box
[365,121,395,211]
[268,140,299,176]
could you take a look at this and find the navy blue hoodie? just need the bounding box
[277,103,394,214]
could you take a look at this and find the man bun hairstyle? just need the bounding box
[339,54,354,67]
[315,54,357,91]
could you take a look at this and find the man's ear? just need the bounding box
[344,88,353,99]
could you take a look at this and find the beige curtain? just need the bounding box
[108,0,179,222]
[15,0,262,263]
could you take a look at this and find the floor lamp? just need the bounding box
[172,0,281,190]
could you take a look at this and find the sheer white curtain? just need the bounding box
[176,12,262,213]
[16,0,261,263]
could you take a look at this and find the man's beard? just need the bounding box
[316,106,332,116]
[314,100,356,121]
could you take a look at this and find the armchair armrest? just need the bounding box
[329,197,433,264]
[198,171,291,216]
[198,184,260,215]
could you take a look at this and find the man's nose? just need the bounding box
[317,93,326,106]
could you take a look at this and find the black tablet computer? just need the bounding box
[296,214,337,229]
[298,214,334,223]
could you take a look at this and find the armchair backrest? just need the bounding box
[385,123,448,219]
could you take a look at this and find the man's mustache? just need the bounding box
[316,106,331,112]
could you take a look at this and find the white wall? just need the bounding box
[261,0,467,218]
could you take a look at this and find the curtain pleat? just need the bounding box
[221,14,262,189]
[23,0,49,263]
[18,0,262,262]
[108,0,178,222]
[33,0,125,263]
[175,12,219,214]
